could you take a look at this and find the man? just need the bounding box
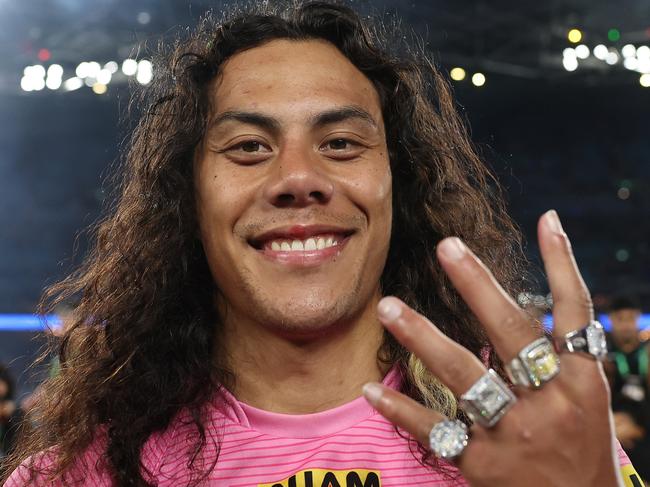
[2,2,639,486]
[606,295,649,482]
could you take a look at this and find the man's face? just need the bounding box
[610,308,641,341]
[194,39,392,338]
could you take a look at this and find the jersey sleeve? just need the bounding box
[615,440,643,487]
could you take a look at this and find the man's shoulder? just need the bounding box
[2,439,109,487]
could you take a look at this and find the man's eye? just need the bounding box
[326,139,352,150]
[237,141,265,152]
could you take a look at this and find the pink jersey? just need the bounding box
[4,367,633,487]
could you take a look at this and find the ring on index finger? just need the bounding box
[505,337,560,389]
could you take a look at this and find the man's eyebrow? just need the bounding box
[310,106,378,129]
[208,111,281,133]
[207,105,378,132]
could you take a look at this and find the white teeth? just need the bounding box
[304,238,317,251]
[267,236,342,252]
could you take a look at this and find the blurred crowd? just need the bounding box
[606,295,650,481]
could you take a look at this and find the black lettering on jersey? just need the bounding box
[629,473,643,487]
[346,471,380,487]
[320,472,341,487]
[304,471,313,487]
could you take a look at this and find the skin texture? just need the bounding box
[194,39,392,413]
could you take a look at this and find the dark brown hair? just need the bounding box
[3,1,527,485]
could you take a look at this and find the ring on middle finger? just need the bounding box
[459,368,517,427]
[505,336,560,389]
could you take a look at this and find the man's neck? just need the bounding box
[220,298,387,415]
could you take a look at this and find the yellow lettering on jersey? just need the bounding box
[621,464,643,487]
[258,468,381,487]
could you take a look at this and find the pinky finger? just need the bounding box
[362,382,446,446]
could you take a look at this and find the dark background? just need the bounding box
[1,0,649,396]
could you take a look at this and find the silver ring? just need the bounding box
[460,369,517,427]
[505,336,560,389]
[555,320,607,360]
[429,419,468,459]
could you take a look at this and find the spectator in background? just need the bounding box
[0,365,21,460]
[606,295,650,482]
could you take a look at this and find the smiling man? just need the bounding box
[2,2,638,487]
[196,38,392,416]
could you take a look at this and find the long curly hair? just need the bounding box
[3,1,528,485]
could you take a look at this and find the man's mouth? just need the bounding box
[248,225,355,265]
[263,234,342,252]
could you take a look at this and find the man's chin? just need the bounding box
[264,309,350,338]
[252,294,363,340]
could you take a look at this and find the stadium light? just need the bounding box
[593,44,608,60]
[567,28,582,43]
[450,67,466,81]
[471,72,486,87]
[122,59,138,76]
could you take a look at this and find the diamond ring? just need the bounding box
[555,320,607,360]
[459,369,517,427]
[429,419,469,459]
[505,336,560,389]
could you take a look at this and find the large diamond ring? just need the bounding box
[459,369,517,427]
[505,336,560,389]
[429,419,468,459]
[555,320,607,360]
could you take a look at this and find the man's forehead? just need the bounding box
[208,38,383,121]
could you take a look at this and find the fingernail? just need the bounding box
[362,382,383,406]
[545,210,564,234]
[438,237,466,261]
[378,297,402,322]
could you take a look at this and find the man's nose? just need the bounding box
[262,145,334,208]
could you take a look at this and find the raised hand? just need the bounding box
[363,210,623,487]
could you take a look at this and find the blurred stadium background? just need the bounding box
[1,0,649,396]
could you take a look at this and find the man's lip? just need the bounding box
[248,224,355,248]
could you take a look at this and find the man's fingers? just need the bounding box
[537,210,593,336]
[436,237,539,363]
[377,297,486,397]
[362,382,446,446]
